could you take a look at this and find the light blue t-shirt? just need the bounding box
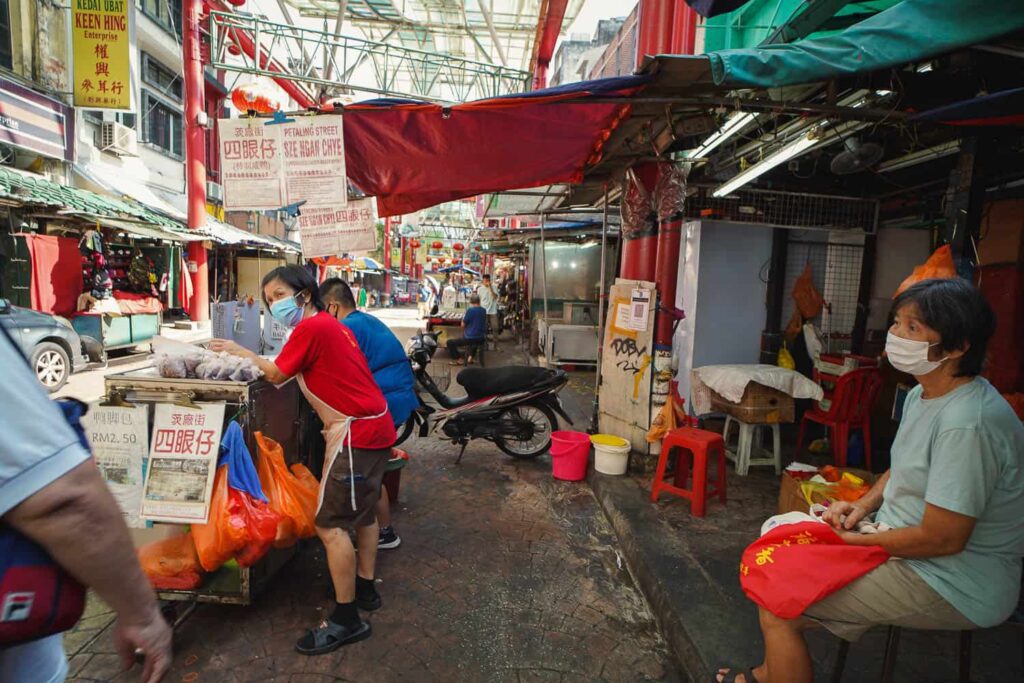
[877,378,1024,627]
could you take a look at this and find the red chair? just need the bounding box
[650,427,727,517]
[796,368,882,469]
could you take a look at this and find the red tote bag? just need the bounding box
[740,521,890,619]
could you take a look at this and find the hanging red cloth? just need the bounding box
[21,233,82,316]
[179,255,193,315]
[740,521,890,619]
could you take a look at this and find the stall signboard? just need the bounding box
[220,119,285,210]
[219,115,346,213]
[298,197,377,258]
[0,77,75,161]
[72,0,132,110]
[85,404,149,528]
[141,403,226,524]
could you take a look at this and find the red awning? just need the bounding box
[340,76,649,216]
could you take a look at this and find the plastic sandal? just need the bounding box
[295,618,371,656]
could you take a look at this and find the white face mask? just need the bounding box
[885,331,947,376]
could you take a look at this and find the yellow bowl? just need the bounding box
[590,434,628,448]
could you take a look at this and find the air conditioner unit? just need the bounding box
[206,181,223,203]
[97,121,137,157]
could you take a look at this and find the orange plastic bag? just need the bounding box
[192,466,248,572]
[792,264,824,319]
[894,244,957,297]
[137,533,203,590]
[255,432,320,547]
[233,492,282,567]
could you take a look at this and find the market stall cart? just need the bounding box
[103,367,323,606]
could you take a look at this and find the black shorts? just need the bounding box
[315,446,389,531]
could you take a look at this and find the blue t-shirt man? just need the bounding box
[320,283,418,428]
[463,305,487,340]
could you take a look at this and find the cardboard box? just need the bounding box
[709,382,795,424]
[978,200,1024,267]
[777,468,876,515]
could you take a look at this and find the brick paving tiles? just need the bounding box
[67,410,681,682]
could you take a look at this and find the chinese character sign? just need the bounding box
[72,0,131,110]
[219,119,285,210]
[297,198,377,258]
[219,115,347,212]
[85,405,149,528]
[281,115,346,208]
[141,402,226,524]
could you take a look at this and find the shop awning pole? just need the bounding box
[593,184,609,431]
[540,214,549,321]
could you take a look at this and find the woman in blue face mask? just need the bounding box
[210,265,396,656]
[718,278,1023,683]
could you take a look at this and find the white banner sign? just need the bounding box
[219,119,284,210]
[281,116,346,208]
[298,198,377,258]
[219,115,347,212]
[141,403,225,524]
[86,405,149,529]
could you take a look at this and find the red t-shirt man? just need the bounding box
[274,311,395,449]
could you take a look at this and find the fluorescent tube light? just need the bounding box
[877,141,961,173]
[685,112,757,160]
[712,132,818,197]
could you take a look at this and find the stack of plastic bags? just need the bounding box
[152,337,263,382]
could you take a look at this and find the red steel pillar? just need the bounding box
[399,236,407,275]
[635,0,674,66]
[619,163,659,282]
[183,0,209,321]
[654,209,683,346]
[670,1,699,55]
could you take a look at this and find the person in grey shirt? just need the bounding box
[0,329,172,683]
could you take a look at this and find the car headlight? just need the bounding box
[54,316,73,330]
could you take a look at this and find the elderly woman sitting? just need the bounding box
[718,278,1024,683]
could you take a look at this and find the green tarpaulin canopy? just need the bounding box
[707,0,1024,88]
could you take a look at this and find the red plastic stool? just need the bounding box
[650,427,728,517]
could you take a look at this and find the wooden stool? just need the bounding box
[650,427,727,517]
[723,416,782,476]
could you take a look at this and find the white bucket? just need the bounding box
[591,434,630,475]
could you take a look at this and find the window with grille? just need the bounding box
[142,0,182,40]
[142,91,183,158]
[0,0,11,71]
[142,54,182,102]
[781,231,865,353]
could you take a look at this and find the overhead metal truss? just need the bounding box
[209,11,531,102]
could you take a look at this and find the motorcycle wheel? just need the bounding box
[393,414,417,447]
[495,402,557,459]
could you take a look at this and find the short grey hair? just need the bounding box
[470,294,481,304]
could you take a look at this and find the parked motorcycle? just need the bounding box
[395,330,573,461]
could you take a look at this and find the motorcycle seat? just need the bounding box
[457,366,559,399]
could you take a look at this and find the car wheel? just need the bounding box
[32,342,70,393]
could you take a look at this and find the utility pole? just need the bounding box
[183,0,209,322]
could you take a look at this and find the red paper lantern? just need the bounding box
[227,43,242,56]
[410,239,421,248]
[474,244,482,252]
[453,242,464,252]
[230,83,279,114]
[226,0,246,5]
[464,258,471,265]
[438,257,447,264]
[431,240,443,250]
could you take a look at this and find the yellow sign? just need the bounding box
[72,0,131,110]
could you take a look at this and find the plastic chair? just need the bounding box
[650,427,727,517]
[723,416,781,475]
[797,368,882,469]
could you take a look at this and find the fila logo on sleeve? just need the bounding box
[1,592,34,623]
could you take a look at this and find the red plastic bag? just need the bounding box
[137,533,203,590]
[792,264,824,319]
[255,432,320,547]
[894,244,957,297]
[739,521,890,619]
[233,492,281,568]
[192,466,248,572]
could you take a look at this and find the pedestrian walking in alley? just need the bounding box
[717,279,1024,683]
[321,277,418,550]
[447,294,487,365]
[0,327,172,683]
[210,265,396,655]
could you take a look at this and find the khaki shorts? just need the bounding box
[315,446,389,531]
[803,560,977,641]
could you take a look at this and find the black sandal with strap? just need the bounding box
[295,618,372,656]
[715,667,760,683]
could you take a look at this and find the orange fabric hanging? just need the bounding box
[894,244,957,297]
